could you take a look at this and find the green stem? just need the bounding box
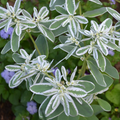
[116,0,120,3]
[77,54,91,79]
[28,32,41,55]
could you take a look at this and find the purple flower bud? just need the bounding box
[1,69,15,84]
[110,0,115,5]
[108,49,115,56]
[0,29,9,39]
[7,27,13,35]
[67,69,71,74]
[52,67,58,76]
[109,118,111,120]
[26,101,37,115]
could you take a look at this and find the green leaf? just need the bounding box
[96,50,106,72]
[49,18,67,30]
[1,41,11,54]
[80,75,113,95]
[20,90,32,103]
[79,115,99,120]
[38,24,55,42]
[22,22,36,28]
[11,28,20,52]
[12,53,25,63]
[50,0,65,10]
[107,7,120,21]
[35,34,49,57]
[87,60,106,87]
[55,6,68,15]
[5,65,21,71]
[2,90,9,100]
[89,0,102,5]
[30,83,53,94]
[73,97,93,117]
[83,7,107,17]
[92,105,104,115]
[66,0,75,15]
[34,94,46,104]
[97,98,111,111]
[0,85,5,95]
[39,97,63,119]
[9,90,21,105]
[0,7,6,14]
[76,46,89,56]
[14,0,21,13]
[105,58,119,79]
[0,19,9,29]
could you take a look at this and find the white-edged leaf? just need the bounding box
[20,49,28,58]
[67,87,87,98]
[97,40,108,56]
[14,0,21,13]
[38,7,49,18]
[96,50,106,72]
[66,0,75,15]
[45,94,60,117]
[65,46,77,60]
[87,60,106,87]
[91,20,99,32]
[0,19,9,29]
[76,46,89,56]
[61,66,67,81]
[70,67,77,82]
[5,65,20,71]
[55,69,61,82]
[55,5,68,15]
[15,23,22,36]
[1,41,11,54]
[89,0,102,5]
[22,9,32,19]
[30,83,53,94]
[75,15,88,24]
[4,18,12,32]
[11,28,20,52]
[0,7,6,14]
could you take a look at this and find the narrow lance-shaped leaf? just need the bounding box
[89,0,102,5]
[11,28,20,52]
[5,65,21,71]
[1,41,11,54]
[14,0,21,13]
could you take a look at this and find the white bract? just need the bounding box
[49,0,88,31]
[30,66,94,117]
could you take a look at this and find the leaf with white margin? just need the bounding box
[87,60,106,87]
[61,66,67,81]
[97,98,111,111]
[39,7,49,18]
[15,24,22,36]
[38,24,55,42]
[73,97,93,117]
[9,71,23,88]
[0,7,6,14]
[80,74,113,95]
[75,16,88,24]
[76,46,89,56]
[62,96,70,116]
[5,65,21,71]
[70,67,77,82]
[67,87,87,98]
[45,94,60,117]
[0,19,9,29]
[75,80,95,93]
[11,28,20,52]
[43,88,58,96]
[1,41,11,54]
[65,0,75,15]
[4,18,12,32]
[20,49,29,58]
[89,0,102,5]
[96,50,106,72]
[14,0,21,13]
[83,7,107,18]
[55,5,68,15]
[107,7,120,21]
[91,20,99,32]
[65,46,77,60]
[39,96,63,119]
[49,18,67,30]
[97,40,108,56]
[22,9,32,19]
[30,83,53,94]
[55,69,61,82]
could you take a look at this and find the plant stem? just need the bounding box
[28,32,41,55]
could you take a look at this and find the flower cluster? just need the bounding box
[26,101,37,115]
[0,27,13,39]
[1,69,15,83]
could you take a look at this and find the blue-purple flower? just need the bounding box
[108,49,115,56]
[1,69,15,83]
[110,0,115,5]
[0,27,13,39]
[26,101,37,115]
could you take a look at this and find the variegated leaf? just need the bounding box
[75,16,88,24]
[5,65,21,71]
[76,46,89,56]
[61,66,67,81]
[14,0,21,13]
[55,69,61,82]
